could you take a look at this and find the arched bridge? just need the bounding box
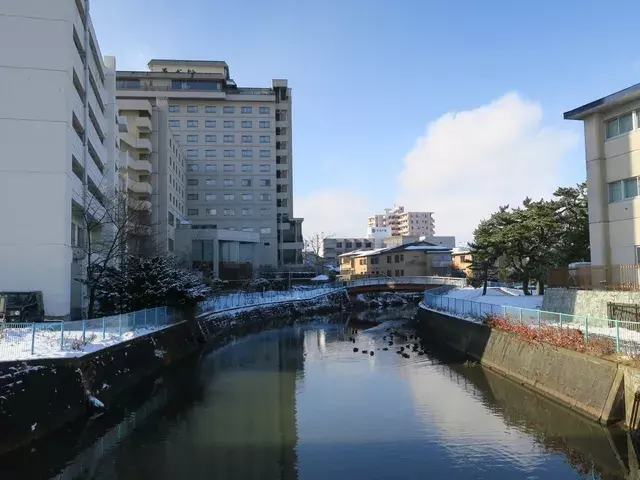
[337,276,467,294]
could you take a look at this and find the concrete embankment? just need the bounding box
[415,307,636,428]
[0,291,348,455]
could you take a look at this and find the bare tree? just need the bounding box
[303,232,334,274]
[75,185,164,318]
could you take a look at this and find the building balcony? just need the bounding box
[127,178,152,194]
[119,151,152,173]
[136,138,152,153]
[136,116,152,132]
[118,115,129,133]
[130,199,152,211]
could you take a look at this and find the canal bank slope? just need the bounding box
[0,291,349,455]
[415,306,635,428]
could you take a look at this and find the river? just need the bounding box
[1,307,639,479]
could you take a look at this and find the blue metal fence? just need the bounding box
[423,291,640,355]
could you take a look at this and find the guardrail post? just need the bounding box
[60,321,64,350]
[559,314,563,329]
[82,319,86,343]
[502,306,506,318]
[102,316,106,339]
[537,310,541,327]
[518,308,522,323]
[30,323,36,355]
[584,316,589,342]
[119,314,123,337]
[155,308,158,327]
[144,309,148,328]
[615,319,620,352]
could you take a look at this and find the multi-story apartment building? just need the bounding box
[0,1,117,319]
[565,83,640,266]
[368,205,435,237]
[115,60,303,268]
[117,99,188,254]
[320,237,374,266]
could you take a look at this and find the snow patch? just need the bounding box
[154,348,167,359]
[88,396,105,408]
[31,423,37,431]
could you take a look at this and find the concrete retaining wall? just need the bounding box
[0,291,349,455]
[543,288,640,319]
[415,307,626,425]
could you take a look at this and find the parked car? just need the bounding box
[0,291,45,323]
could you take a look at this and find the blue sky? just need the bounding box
[92,0,640,243]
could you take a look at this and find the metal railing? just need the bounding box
[0,306,176,360]
[338,275,467,288]
[196,285,344,316]
[423,292,640,355]
[548,264,640,291]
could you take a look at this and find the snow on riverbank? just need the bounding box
[439,287,543,310]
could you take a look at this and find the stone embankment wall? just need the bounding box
[415,308,634,427]
[542,288,640,319]
[0,291,349,455]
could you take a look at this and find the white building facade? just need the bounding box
[0,1,117,319]
[368,205,435,237]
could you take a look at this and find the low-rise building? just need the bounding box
[452,248,473,277]
[339,241,452,277]
[320,237,373,266]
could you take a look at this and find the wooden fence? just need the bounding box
[548,265,640,291]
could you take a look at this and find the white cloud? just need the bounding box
[295,190,374,239]
[397,92,578,245]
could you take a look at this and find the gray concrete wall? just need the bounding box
[415,308,625,424]
[543,288,640,319]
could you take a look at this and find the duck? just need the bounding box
[382,347,389,351]
[370,351,374,356]
[353,347,359,353]
[402,353,410,359]
[362,350,368,354]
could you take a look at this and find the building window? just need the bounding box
[187,149,198,158]
[187,193,198,200]
[276,155,287,164]
[169,106,180,113]
[276,127,287,136]
[223,165,235,173]
[224,208,235,216]
[224,193,235,201]
[242,209,253,216]
[242,193,253,201]
[204,193,217,202]
[276,109,287,121]
[187,105,198,113]
[241,179,252,187]
[188,208,198,216]
[345,242,353,249]
[223,106,235,114]
[242,135,252,143]
[278,185,288,193]
[260,179,271,187]
[241,106,252,114]
[205,164,216,173]
[223,120,234,128]
[224,178,235,186]
[169,120,180,127]
[259,150,270,158]
[260,227,272,234]
[205,178,216,186]
[241,120,252,128]
[205,106,216,113]
[259,120,271,128]
[207,208,217,216]
[205,120,216,128]
[278,199,288,208]
[242,149,253,158]
[187,135,198,142]
[205,149,216,158]
[205,135,216,142]
[336,242,343,248]
[224,135,235,143]
[260,164,271,172]
[187,179,199,186]
[609,176,640,203]
[187,120,198,128]
[605,113,634,140]
[223,149,235,157]
[260,208,270,215]
[277,170,289,179]
[187,163,198,172]
[242,164,253,172]
[277,141,288,149]
[260,193,271,201]
[259,106,270,114]
[259,135,271,143]
[168,212,175,226]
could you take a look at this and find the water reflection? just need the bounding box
[0,312,638,480]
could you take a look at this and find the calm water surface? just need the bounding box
[2,309,639,479]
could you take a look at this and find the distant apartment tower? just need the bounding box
[0,0,117,319]
[117,99,188,254]
[115,60,303,267]
[368,205,435,237]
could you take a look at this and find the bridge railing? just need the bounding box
[337,275,467,288]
